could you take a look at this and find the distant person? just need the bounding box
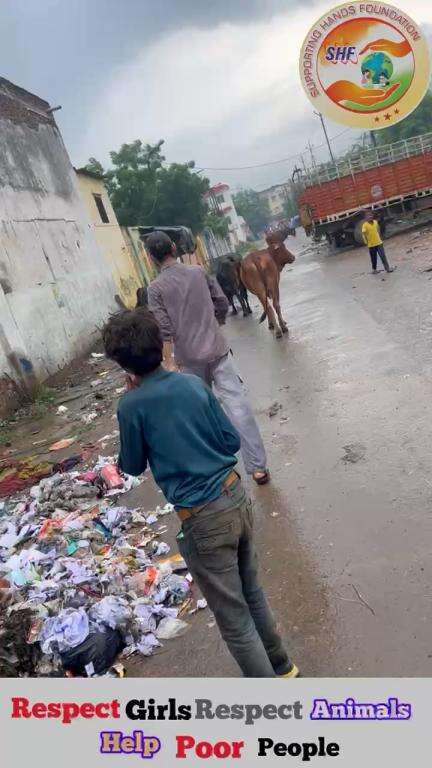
[361,69,372,88]
[146,231,269,485]
[103,308,298,678]
[379,72,390,87]
[362,211,395,274]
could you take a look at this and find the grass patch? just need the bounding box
[32,386,57,418]
[0,419,12,446]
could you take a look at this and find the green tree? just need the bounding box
[204,211,229,239]
[233,189,270,237]
[86,141,210,232]
[104,139,165,226]
[83,157,105,177]
[372,90,432,145]
[152,162,209,233]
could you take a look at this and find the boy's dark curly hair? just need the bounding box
[102,308,163,376]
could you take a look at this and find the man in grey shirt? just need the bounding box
[146,231,268,484]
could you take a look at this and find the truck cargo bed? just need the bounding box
[300,134,432,225]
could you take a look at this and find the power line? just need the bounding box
[189,127,353,172]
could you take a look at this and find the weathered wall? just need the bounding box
[0,78,117,403]
[121,227,156,287]
[76,171,144,308]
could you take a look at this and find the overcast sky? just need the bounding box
[1,0,430,190]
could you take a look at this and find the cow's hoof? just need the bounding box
[231,309,238,315]
[281,325,289,335]
[275,328,283,339]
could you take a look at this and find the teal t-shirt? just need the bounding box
[117,368,240,508]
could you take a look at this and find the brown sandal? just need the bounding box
[253,470,270,486]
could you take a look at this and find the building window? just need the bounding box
[93,193,109,223]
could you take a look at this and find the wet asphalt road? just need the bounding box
[139,228,432,677]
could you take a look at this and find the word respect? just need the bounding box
[11,697,120,725]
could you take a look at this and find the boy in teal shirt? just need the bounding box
[103,307,298,678]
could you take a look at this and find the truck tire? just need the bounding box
[354,220,365,245]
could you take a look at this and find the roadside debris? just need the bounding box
[49,437,76,452]
[341,443,366,464]
[336,584,376,616]
[0,453,194,678]
[268,402,282,418]
[155,617,188,640]
[189,598,207,615]
[82,412,98,425]
[0,456,53,497]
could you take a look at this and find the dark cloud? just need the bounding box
[0,0,308,96]
[0,0,429,190]
[0,0,314,166]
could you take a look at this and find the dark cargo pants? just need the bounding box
[369,245,391,272]
[177,478,291,677]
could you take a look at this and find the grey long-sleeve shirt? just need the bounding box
[147,262,229,368]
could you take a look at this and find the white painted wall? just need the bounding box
[209,184,245,249]
[0,87,117,390]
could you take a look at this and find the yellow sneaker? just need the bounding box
[278,663,300,678]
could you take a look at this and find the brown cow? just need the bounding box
[240,224,295,338]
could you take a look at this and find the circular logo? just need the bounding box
[300,2,430,129]
[371,184,384,198]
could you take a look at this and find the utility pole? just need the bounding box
[370,130,378,148]
[300,153,307,174]
[306,140,317,168]
[314,110,336,164]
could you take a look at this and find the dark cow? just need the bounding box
[136,286,148,307]
[215,255,252,317]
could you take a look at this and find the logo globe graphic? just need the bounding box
[361,52,394,85]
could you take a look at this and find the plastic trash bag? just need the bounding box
[164,574,190,606]
[134,604,177,633]
[137,634,161,656]
[60,628,124,677]
[155,617,188,640]
[89,596,132,630]
[129,567,159,597]
[152,541,170,557]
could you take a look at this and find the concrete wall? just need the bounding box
[76,171,143,309]
[0,78,117,404]
[200,229,231,262]
[205,183,245,249]
[259,183,290,219]
[121,227,156,287]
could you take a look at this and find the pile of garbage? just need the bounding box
[0,456,202,678]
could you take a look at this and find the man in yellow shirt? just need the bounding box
[362,211,395,274]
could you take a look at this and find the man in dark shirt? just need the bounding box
[102,308,297,678]
[146,231,269,486]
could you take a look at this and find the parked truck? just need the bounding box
[298,133,432,248]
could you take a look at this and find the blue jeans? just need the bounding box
[177,478,291,677]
